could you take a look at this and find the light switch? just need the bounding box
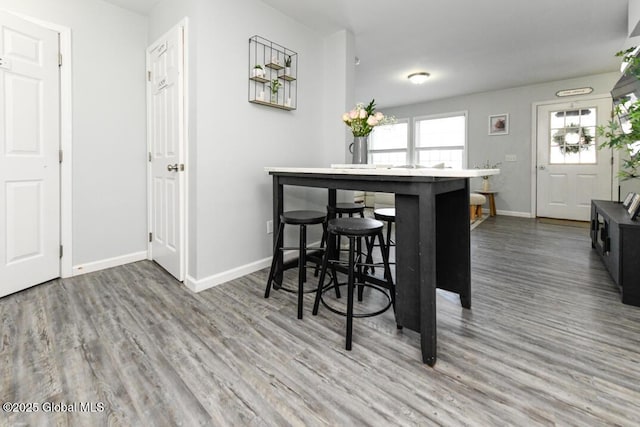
[505,154,517,162]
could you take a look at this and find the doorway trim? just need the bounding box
[530,93,614,219]
[146,18,189,281]
[9,11,73,278]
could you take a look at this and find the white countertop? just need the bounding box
[265,166,500,178]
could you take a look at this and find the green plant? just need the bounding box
[268,78,281,94]
[618,47,640,79]
[253,65,263,69]
[284,55,292,67]
[597,48,640,180]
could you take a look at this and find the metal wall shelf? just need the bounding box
[249,99,295,111]
[248,35,297,110]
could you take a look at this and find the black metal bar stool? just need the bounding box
[265,210,327,319]
[312,217,395,351]
[373,207,396,254]
[328,202,366,218]
[322,202,375,280]
[326,202,366,258]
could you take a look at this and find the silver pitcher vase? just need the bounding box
[349,135,369,164]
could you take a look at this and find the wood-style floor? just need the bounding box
[1,216,640,426]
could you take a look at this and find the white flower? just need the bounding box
[341,99,395,137]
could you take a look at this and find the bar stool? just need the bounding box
[312,217,395,351]
[321,202,376,299]
[317,202,371,275]
[373,207,396,254]
[328,202,366,218]
[265,210,327,319]
[326,202,366,257]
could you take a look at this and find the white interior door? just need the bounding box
[536,97,612,220]
[147,24,185,281]
[0,11,60,297]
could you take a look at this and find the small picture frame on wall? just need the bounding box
[488,114,509,135]
[628,193,640,220]
[623,192,636,209]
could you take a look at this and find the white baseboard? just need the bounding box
[184,256,272,293]
[494,209,533,218]
[72,250,147,277]
[185,241,322,293]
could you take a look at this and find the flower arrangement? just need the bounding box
[475,160,501,180]
[342,99,393,137]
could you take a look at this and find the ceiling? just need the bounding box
[106,0,629,108]
[102,0,160,15]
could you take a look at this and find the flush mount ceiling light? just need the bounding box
[408,72,430,84]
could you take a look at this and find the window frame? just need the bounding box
[412,111,468,168]
[368,117,410,165]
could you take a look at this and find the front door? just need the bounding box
[536,97,613,220]
[147,23,185,281]
[0,11,60,297]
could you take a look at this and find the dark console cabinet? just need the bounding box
[591,200,640,306]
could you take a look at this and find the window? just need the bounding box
[368,112,467,168]
[414,113,467,168]
[549,108,597,164]
[368,119,409,165]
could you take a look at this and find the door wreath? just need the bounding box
[553,124,593,154]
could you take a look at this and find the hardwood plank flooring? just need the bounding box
[1,215,640,426]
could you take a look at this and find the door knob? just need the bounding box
[539,165,546,170]
[167,163,184,172]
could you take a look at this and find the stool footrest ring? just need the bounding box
[319,282,392,318]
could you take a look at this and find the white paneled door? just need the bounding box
[0,12,60,297]
[147,23,185,281]
[536,97,612,221]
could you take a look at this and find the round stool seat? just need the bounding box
[328,203,365,215]
[328,217,383,236]
[470,193,486,205]
[374,208,396,222]
[281,210,326,225]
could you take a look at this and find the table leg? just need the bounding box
[395,193,437,366]
[435,182,471,309]
[272,175,284,287]
[419,191,438,366]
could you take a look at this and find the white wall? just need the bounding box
[321,29,356,165]
[383,72,621,216]
[0,0,149,268]
[150,0,350,288]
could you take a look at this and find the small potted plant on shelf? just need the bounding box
[252,65,265,78]
[268,78,282,103]
[284,55,292,75]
